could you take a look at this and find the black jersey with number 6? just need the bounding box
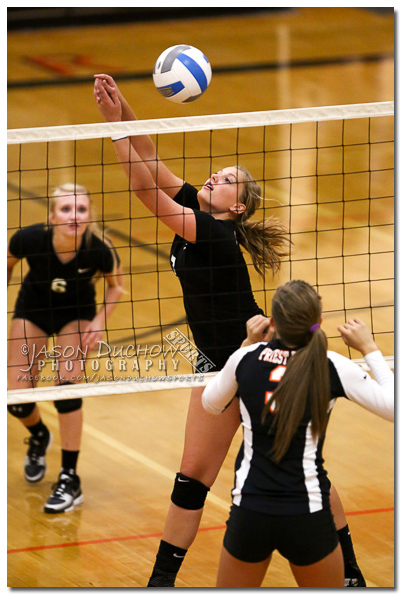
[9,224,118,334]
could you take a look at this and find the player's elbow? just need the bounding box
[201,391,223,415]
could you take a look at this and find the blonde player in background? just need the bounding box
[7,184,124,513]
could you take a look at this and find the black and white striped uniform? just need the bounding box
[203,338,394,516]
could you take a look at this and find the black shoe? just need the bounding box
[24,431,52,483]
[147,569,176,587]
[44,472,83,514]
[345,576,367,587]
[345,566,367,587]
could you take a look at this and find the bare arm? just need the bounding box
[94,74,183,198]
[81,265,125,351]
[7,247,20,286]
[333,317,394,421]
[94,80,197,242]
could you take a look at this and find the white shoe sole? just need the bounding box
[44,492,84,514]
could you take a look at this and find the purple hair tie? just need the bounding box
[309,323,320,333]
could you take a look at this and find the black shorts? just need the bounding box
[195,344,238,373]
[192,317,264,373]
[223,504,339,566]
[13,305,96,337]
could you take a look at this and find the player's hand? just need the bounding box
[241,314,273,347]
[81,319,105,352]
[337,317,378,356]
[94,73,121,97]
[94,77,122,122]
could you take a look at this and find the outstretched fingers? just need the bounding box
[93,78,104,103]
[94,73,116,86]
[94,74,120,98]
[93,73,124,123]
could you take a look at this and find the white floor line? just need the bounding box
[40,402,230,512]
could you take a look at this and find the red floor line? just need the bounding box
[345,507,394,516]
[8,508,393,555]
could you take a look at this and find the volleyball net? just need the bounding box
[7,102,394,405]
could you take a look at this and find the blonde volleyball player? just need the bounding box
[202,281,393,587]
[7,184,124,513]
[94,75,367,587]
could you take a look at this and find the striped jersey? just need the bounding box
[202,338,393,516]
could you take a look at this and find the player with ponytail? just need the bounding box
[263,281,330,464]
[94,76,371,588]
[203,280,393,587]
[94,74,292,587]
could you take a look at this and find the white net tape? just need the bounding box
[7,102,394,144]
[7,373,214,405]
[6,357,394,405]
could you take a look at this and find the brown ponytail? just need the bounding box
[235,166,291,277]
[262,280,330,463]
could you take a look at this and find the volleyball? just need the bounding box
[153,45,212,103]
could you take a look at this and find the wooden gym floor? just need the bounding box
[7,8,394,588]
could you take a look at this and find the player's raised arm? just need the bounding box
[94,78,196,242]
[94,75,183,198]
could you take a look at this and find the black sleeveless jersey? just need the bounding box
[170,183,263,369]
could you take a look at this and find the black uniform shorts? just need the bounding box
[13,305,96,337]
[223,504,339,566]
[195,345,236,373]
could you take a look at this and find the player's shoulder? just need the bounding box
[85,232,113,252]
[196,210,238,245]
[9,223,49,259]
[174,182,199,208]
[11,223,48,246]
[327,349,364,388]
[327,350,353,369]
[231,342,267,368]
[218,218,237,236]
[20,223,47,239]
[83,232,119,270]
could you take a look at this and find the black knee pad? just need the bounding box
[8,402,36,419]
[171,472,210,510]
[54,382,82,414]
[54,398,82,414]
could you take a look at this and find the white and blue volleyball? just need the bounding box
[153,45,212,103]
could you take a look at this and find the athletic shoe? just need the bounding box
[44,473,83,514]
[147,569,177,587]
[24,430,52,483]
[345,576,367,587]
